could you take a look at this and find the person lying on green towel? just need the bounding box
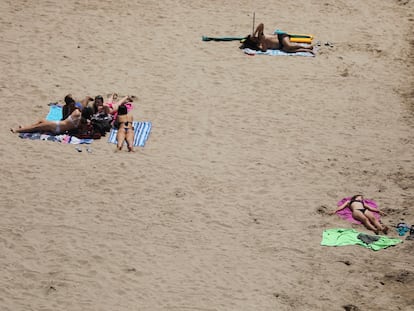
[240,23,314,54]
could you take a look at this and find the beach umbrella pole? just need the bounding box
[252,12,255,35]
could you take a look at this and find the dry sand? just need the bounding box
[1,0,413,310]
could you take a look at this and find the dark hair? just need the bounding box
[81,106,94,120]
[117,104,128,115]
[239,35,259,50]
[62,95,76,120]
[348,194,363,206]
[94,95,103,103]
[64,94,75,105]
[351,194,363,200]
[93,95,104,113]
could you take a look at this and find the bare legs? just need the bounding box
[116,128,135,152]
[11,120,56,133]
[116,127,126,151]
[126,129,134,152]
[281,37,315,54]
[352,210,388,234]
[80,96,94,108]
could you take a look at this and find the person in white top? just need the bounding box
[11,95,84,134]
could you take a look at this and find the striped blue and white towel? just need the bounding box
[108,121,152,147]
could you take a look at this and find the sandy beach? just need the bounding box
[1,0,413,310]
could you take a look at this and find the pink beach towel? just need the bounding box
[336,197,380,224]
[106,102,134,122]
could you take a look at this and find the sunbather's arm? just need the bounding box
[328,200,349,215]
[253,23,268,51]
[258,41,267,52]
[80,96,94,108]
[254,23,264,38]
[365,205,386,215]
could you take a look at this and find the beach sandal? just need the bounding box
[396,222,410,236]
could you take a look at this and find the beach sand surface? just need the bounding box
[0,0,413,310]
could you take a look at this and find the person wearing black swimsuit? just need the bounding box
[330,194,389,235]
[240,23,314,54]
[115,104,134,152]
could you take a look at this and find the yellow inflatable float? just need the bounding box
[274,30,314,44]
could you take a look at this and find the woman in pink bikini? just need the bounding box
[104,93,134,116]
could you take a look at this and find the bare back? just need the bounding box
[260,34,280,50]
[117,114,134,130]
[60,109,81,132]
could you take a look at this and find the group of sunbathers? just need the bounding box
[11,93,136,152]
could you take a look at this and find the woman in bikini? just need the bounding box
[329,194,389,234]
[115,103,134,152]
[104,93,134,116]
[241,23,314,54]
[11,95,83,134]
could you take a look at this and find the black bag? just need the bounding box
[91,113,113,136]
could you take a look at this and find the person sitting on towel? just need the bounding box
[241,23,314,54]
[90,95,114,135]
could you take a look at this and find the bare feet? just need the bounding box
[107,93,118,102]
[382,225,389,235]
[10,125,22,133]
[127,95,137,102]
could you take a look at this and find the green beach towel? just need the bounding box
[321,228,402,251]
[202,36,245,42]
